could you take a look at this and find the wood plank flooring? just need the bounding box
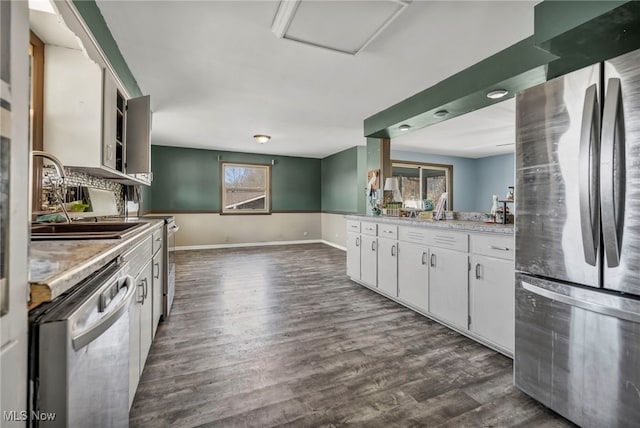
[129,243,574,427]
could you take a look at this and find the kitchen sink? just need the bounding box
[31,222,147,240]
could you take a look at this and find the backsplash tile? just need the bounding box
[40,167,124,215]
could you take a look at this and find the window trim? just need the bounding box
[30,31,45,219]
[220,161,272,215]
[391,160,453,210]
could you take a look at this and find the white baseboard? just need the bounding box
[176,239,347,251]
[176,239,323,251]
[320,240,346,251]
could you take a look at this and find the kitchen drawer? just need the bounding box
[361,222,378,236]
[470,233,514,260]
[122,236,152,277]
[152,227,163,255]
[346,220,361,233]
[399,227,468,252]
[426,230,468,252]
[377,224,398,239]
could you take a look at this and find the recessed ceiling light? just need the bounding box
[486,89,509,99]
[253,134,271,144]
[399,124,411,131]
[433,110,449,119]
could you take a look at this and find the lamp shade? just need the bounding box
[384,177,399,191]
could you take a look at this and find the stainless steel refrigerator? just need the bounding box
[514,47,640,427]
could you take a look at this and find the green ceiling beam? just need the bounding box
[364,0,640,139]
[363,37,557,139]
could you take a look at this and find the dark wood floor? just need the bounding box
[129,243,573,427]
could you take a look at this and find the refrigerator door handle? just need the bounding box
[578,84,601,266]
[522,280,640,324]
[601,77,626,268]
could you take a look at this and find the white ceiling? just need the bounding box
[93,0,536,159]
[392,97,516,158]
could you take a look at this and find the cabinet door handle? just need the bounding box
[154,262,160,279]
[391,245,396,256]
[142,278,149,300]
[488,245,510,251]
[421,252,427,265]
[372,241,376,251]
[383,230,394,234]
[430,253,436,268]
[137,281,145,304]
[475,263,481,279]
[355,237,360,247]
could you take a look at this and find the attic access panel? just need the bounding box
[272,0,410,55]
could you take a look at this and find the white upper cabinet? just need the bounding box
[125,95,152,179]
[43,45,151,185]
[44,45,103,169]
[38,0,152,186]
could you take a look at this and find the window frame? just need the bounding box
[391,160,453,210]
[220,161,272,215]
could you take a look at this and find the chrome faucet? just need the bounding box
[32,150,72,223]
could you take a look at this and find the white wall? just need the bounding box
[321,213,347,250]
[172,213,322,249]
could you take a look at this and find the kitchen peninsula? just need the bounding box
[345,214,515,355]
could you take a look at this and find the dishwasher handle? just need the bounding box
[72,275,136,351]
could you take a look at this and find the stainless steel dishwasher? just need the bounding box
[28,261,135,427]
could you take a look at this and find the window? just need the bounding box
[221,162,271,214]
[391,161,453,210]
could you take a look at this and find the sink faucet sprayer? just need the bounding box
[31,150,71,223]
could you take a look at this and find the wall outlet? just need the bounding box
[303,231,308,236]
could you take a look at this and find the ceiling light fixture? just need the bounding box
[399,124,411,131]
[253,134,271,144]
[433,110,449,119]
[486,89,509,99]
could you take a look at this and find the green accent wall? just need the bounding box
[72,1,142,97]
[147,146,321,212]
[321,147,367,214]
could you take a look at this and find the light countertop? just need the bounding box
[344,214,514,235]
[29,219,163,308]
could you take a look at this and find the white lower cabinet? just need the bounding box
[346,232,361,280]
[377,237,398,296]
[428,247,469,330]
[470,254,515,353]
[397,241,429,312]
[360,235,378,287]
[345,218,515,356]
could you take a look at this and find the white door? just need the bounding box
[139,261,154,371]
[152,250,163,338]
[429,248,469,330]
[1,3,30,423]
[377,237,398,296]
[360,235,377,287]
[129,289,141,408]
[470,255,515,352]
[346,232,361,280]
[398,242,429,312]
